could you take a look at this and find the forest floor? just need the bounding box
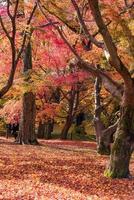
[0,137,134,200]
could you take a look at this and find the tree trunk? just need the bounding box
[38,120,54,139]
[61,117,72,140]
[6,124,11,139]
[98,121,118,154]
[60,86,77,140]
[94,77,111,155]
[18,92,38,145]
[94,119,111,155]
[105,106,134,178]
[17,38,38,145]
[45,119,54,139]
[76,112,85,126]
[38,122,46,139]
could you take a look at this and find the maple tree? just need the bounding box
[0,0,26,97]
[0,0,134,181]
[57,76,91,140]
[37,0,134,178]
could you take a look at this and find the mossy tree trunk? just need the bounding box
[104,84,134,178]
[87,0,134,178]
[105,106,134,178]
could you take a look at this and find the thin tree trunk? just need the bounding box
[38,120,54,139]
[45,119,54,139]
[38,121,45,139]
[60,86,77,140]
[94,77,111,155]
[61,117,72,140]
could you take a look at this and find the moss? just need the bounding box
[104,168,129,178]
[105,106,134,179]
[104,169,115,178]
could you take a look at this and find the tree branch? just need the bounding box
[88,0,132,89]
[71,0,103,48]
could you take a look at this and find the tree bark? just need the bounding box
[105,106,134,178]
[94,77,111,155]
[38,121,45,139]
[88,0,134,178]
[46,119,54,139]
[18,40,38,145]
[38,120,54,139]
[60,85,78,140]
[18,92,38,144]
[61,117,72,140]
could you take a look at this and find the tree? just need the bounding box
[88,0,134,179]
[0,0,27,97]
[36,86,60,139]
[18,39,38,144]
[38,0,134,178]
[94,76,118,155]
[59,78,90,140]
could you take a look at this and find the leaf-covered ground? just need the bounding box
[0,137,134,200]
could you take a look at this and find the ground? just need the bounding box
[0,137,134,200]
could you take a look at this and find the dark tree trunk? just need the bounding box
[23,42,32,72]
[6,124,11,139]
[105,106,134,178]
[38,122,45,139]
[18,92,38,144]
[17,40,38,145]
[76,112,85,126]
[38,120,54,139]
[51,87,61,103]
[60,86,77,140]
[61,117,72,140]
[46,119,54,139]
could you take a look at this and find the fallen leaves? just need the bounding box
[0,137,134,200]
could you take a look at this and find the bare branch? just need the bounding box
[0,15,12,42]
[71,0,103,48]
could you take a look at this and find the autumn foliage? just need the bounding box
[0,0,134,195]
